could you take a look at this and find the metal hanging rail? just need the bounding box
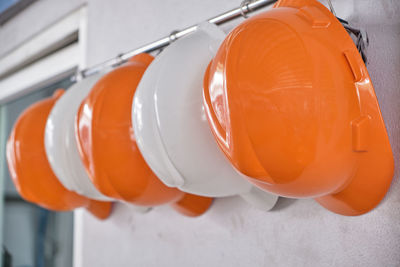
[78,0,277,79]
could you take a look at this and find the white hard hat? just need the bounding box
[132,22,278,210]
[45,73,112,201]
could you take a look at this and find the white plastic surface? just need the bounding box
[44,73,111,201]
[132,23,277,209]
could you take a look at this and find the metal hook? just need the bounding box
[240,0,252,18]
[169,30,180,43]
[114,53,125,66]
[155,48,164,56]
[72,69,84,82]
[326,0,336,16]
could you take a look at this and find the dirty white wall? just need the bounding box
[1,0,400,266]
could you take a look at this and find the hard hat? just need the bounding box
[202,0,394,215]
[6,90,112,219]
[45,73,112,201]
[132,22,278,210]
[75,54,212,216]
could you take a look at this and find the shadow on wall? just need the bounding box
[271,198,297,212]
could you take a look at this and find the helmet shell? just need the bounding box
[75,54,185,206]
[133,22,277,210]
[203,0,394,215]
[6,90,90,211]
[45,73,111,201]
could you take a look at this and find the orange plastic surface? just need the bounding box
[86,200,113,220]
[6,90,111,220]
[76,54,212,216]
[203,0,394,215]
[171,194,213,217]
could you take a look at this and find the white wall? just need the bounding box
[83,0,243,66]
[0,0,84,57]
[1,1,400,266]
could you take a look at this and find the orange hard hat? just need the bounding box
[75,53,212,217]
[6,90,112,220]
[203,0,394,215]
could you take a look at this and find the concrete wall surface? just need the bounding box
[1,0,399,266]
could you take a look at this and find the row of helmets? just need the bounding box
[6,0,394,219]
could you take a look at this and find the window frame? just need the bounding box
[0,6,88,264]
[0,0,36,26]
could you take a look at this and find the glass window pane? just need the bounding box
[1,76,75,267]
[0,0,20,14]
